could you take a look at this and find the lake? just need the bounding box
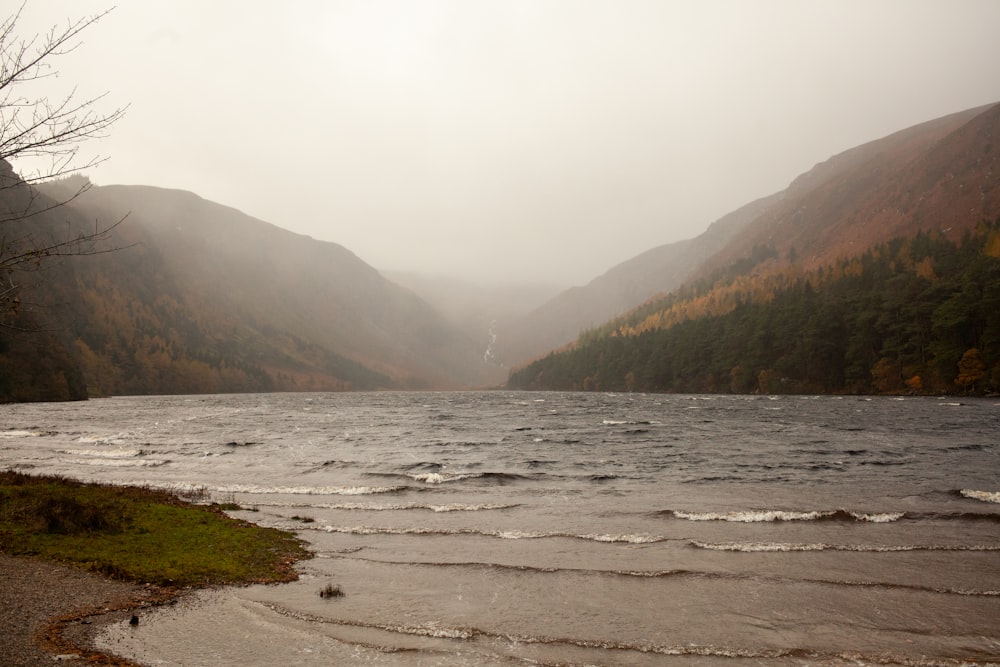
[3,391,999,665]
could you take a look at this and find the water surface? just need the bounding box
[3,392,999,665]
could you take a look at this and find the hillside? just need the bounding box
[497,104,999,371]
[697,103,1000,278]
[493,192,781,367]
[1,175,499,400]
[509,223,1000,394]
[508,102,1000,395]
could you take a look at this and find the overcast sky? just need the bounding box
[13,1,1000,285]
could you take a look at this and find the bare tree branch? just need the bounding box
[0,3,128,325]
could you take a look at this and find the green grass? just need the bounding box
[0,471,310,587]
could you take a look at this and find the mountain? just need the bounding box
[508,102,1000,395]
[493,192,781,367]
[4,101,998,401]
[497,103,999,371]
[694,103,1000,279]
[1,177,499,400]
[382,271,563,372]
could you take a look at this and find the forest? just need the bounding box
[508,219,1000,395]
[0,218,391,403]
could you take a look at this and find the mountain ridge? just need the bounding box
[495,102,999,371]
[507,102,1000,395]
[3,101,997,400]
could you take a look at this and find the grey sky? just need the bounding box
[14,1,1000,285]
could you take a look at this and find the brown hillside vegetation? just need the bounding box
[508,102,1000,395]
[699,103,1000,278]
[1,172,501,400]
[497,103,999,372]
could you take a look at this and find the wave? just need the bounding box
[0,430,41,438]
[664,509,904,523]
[340,556,1000,597]
[601,419,657,426]
[690,540,1000,553]
[116,481,408,496]
[318,525,667,544]
[62,457,169,468]
[408,472,486,484]
[60,448,148,458]
[259,601,803,659]
[74,433,133,445]
[256,501,519,512]
[369,471,532,485]
[215,484,408,496]
[960,489,1000,504]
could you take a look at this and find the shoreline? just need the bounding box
[0,472,310,666]
[0,552,182,666]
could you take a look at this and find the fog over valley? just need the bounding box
[15,0,1000,285]
[3,1,1000,398]
[3,6,1000,661]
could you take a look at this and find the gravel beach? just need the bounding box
[0,553,170,666]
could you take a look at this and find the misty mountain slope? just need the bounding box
[33,183,499,391]
[507,102,1000,396]
[383,271,563,371]
[499,102,999,371]
[0,162,96,401]
[694,102,1000,279]
[494,191,782,367]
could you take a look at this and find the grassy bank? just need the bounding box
[0,471,310,587]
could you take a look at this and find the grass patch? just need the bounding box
[0,471,310,587]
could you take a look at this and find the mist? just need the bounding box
[15,0,1000,285]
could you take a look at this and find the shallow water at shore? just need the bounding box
[3,391,1000,664]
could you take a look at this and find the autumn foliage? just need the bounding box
[508,220,1000,396]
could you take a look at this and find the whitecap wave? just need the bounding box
[690,540,1000,552]
[320,525,665,543]
[670,509,904,523]
[674,510,828,522]
[408,472,481,484]
[60,448,146,458]
[214,484,407,496]
[75,433,133,445]
[257,501,518,512]
[0,430,40,438]
[961,489,1000,504]
[65,457,168,467]
[112,482,407,496]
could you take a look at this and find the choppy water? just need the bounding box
[2,392,999,665]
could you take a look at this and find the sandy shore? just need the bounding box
[0,553,176,666]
